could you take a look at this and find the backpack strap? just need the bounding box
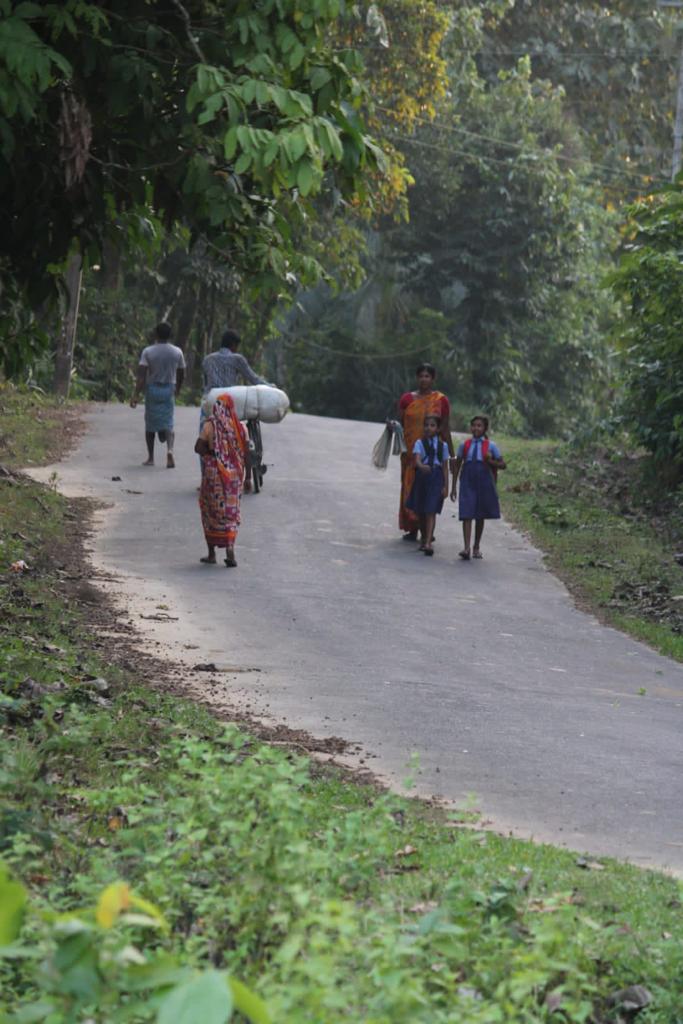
[463,437,492,465]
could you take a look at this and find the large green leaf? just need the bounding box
[0,862,27,946]
[297,160,314,196]
[228,978,271,1024]
[157,970,233,1024]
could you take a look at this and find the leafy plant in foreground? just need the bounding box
[0,866,270,1023]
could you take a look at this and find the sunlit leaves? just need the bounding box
[0,861,26,946]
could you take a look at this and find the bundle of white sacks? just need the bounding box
[202,384,290,424]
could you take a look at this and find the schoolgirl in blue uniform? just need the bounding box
[406,414,449,556]
[450,415,506,560]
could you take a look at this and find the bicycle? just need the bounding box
[246,417,267,493]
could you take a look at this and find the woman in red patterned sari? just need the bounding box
[397,363,453,540]
[194,393,251,567]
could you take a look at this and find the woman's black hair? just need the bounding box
[415,362,436,378]
[422,415,443,465]
[471,414,489,434]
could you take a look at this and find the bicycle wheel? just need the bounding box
[247,419,263,493]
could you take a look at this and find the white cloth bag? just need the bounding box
[202,385,290,423]
[372,421,406,469]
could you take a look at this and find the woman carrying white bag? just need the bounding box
[202,384,290,492]
[199,328,289,492]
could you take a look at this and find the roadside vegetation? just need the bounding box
[500,436,683,663]
[2,390,683,1021]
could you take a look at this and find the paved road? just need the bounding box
[35,405,683,871]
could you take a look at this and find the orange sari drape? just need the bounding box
[399,391,447,532]
[199,394,248,548]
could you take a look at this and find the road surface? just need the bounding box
[33,405,683,871]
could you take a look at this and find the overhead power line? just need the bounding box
[379,106,668,189]
[387,132,656,200]
[356,42,678,61]
[285,336,433,360]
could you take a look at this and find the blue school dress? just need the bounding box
[457,437,501,521]
[406,438,447,516]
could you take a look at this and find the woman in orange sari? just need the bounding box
[397,363,453,540]
[194,393,251,567]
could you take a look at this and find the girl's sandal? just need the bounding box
[424,546,434,557]
[200,556,216,565]
[458,549,471,560]
[472,549,483,559]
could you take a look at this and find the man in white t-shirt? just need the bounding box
[130,322,186,468]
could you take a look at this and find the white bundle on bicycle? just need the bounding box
[202,385,290,423]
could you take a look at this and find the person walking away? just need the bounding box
[406,415,449,556]
[450,415,506,560]
[396,363,453,540]
[202,328,267,393]
[194,393,252,567]
[130,322,185,468]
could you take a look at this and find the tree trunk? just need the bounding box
[53,252,83,398]
[174,282,199,388]
[190,280,209,391]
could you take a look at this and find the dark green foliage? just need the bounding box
[282,56,616,434]
[0,0,382,373]
[276,0,683,434]
[480,0,677,183]
[389,65,615,434]
[607,186,683,473]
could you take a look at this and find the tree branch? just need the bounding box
[170,0,206,62]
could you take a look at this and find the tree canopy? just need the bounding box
[0,0,385,373]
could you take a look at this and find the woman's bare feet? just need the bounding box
[458,548,471,560]
[472,548,483,559]
[142,458,154,466]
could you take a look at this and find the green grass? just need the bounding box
[0,383,76,469]
[499,436,683,663]
[1,393,682,1021]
